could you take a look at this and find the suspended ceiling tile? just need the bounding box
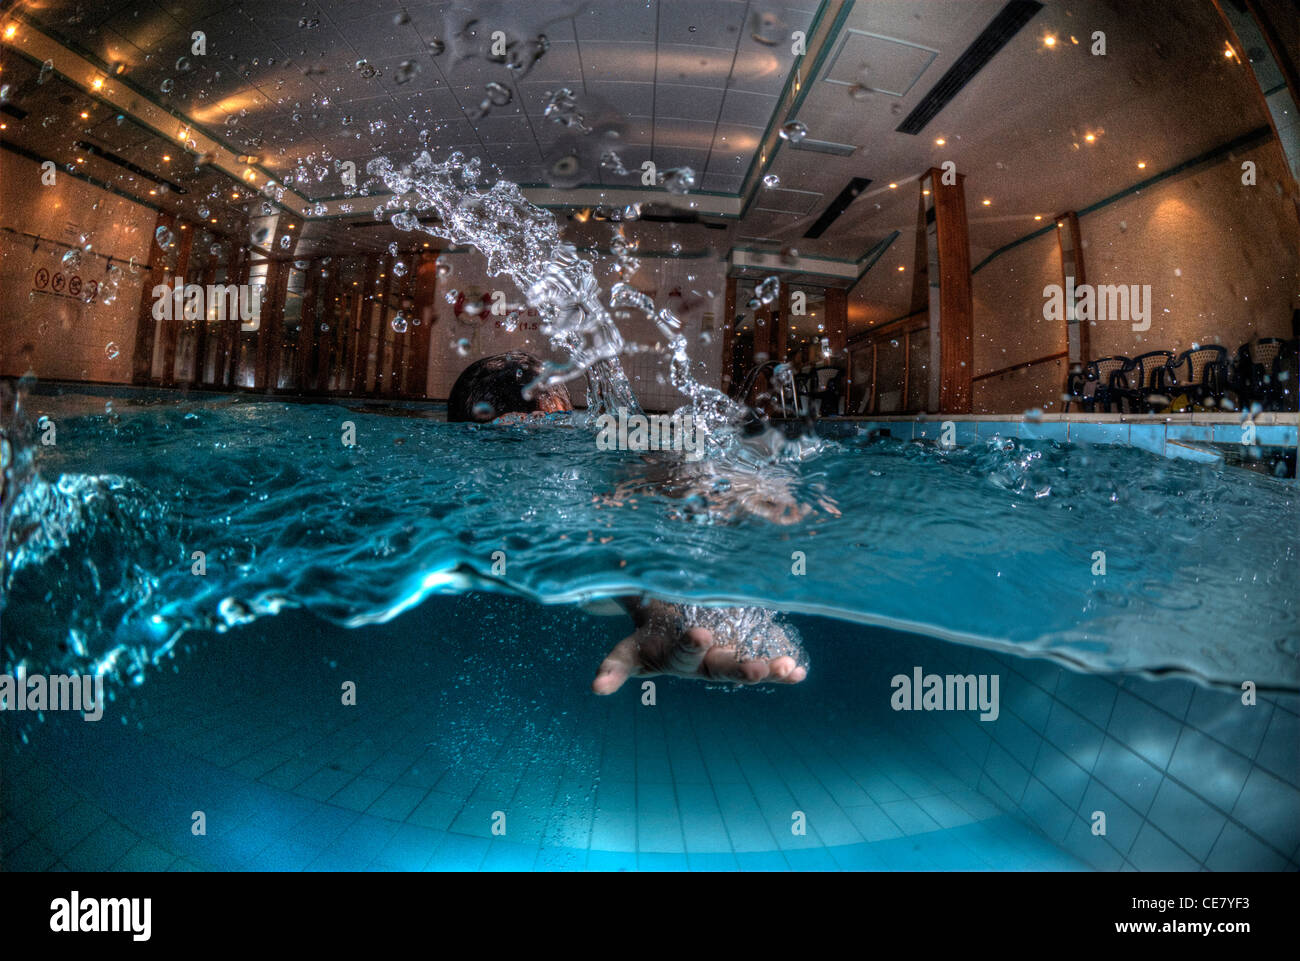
[583,81,655,118]
[653,117,717,150]
[470,116,536,144]
[582,42,657,84]
[656,0,747,49]
[657,44,734,86]
[655,83,724,121]
[727,47,792,95]
[573,2,657,43]
[513,41,583,84]
[719,89,778,127]
[709,122,765,158]
[823,30,937,98]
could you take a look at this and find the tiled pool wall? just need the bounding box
[817,414,1299,471]
[912,644,1299,872]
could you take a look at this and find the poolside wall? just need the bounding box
[837,622,1300,871]
[940,646,1300,871]
[968,137,1299,414]
[0,150,155,383]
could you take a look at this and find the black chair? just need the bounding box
[1064,356,1130,412]
[1233,338,1291,411]
[1270,339,1299,412]
[1113,350,1174,413]
[1155,345,1230,410]
[807,365,845,416]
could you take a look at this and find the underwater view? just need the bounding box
[0,0,1298,921]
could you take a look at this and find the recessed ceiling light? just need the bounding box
[3,24,17,40]
[1085,133,1096,142]
[897,265,905,271]
[1137,161,1146,169]
[80,111,89,119]
[1044,35,1056,47]
[1034,215,1042,221]
[934,138,945,146]
[888,183,897,189]
[982,199,992,206]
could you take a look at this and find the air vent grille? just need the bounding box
[895,0,1043,135]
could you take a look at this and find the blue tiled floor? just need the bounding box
[1,598,1098,872]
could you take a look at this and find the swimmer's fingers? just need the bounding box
[702,645,769,684]
[767,655,808,685]
[592,635,640,695]
[667,626,714,677]
[701,649,808,686]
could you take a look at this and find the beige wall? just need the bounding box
[0,151,157,383]
[971,138,1299,413]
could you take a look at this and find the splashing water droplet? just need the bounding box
[105,342,120,359]
[663,167,696,194]
[763,173,780,188]
[155,226,176,250]
[391,312,409,333]
[779,121,807,144]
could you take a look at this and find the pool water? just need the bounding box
[2,390,1298,870]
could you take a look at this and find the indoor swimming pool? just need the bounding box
[2,389,1297,871]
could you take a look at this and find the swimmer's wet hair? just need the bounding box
[447,351,572,423]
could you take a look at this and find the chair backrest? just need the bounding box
[1167,345,1228,389]
[1092,356,1131,388]
[1126,351,1174,390]
[1249,338,1284,369]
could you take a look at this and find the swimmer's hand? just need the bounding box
[591,600,807,694]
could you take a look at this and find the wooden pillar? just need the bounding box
[296,257,319,390]
[255,219,299,393]
[775,282,790,363]
[721,276,737,394]
[407,252,439,398]
[351,254,380,393]
[191,238,219,388]
[219,240,249,388]
[373,255,394,396]
[825,286,848,402]
[158,221,194,387]
[920,168,974,413]
[130,210,176,385]
[318,261,343,393]
[1055,211,1089,365]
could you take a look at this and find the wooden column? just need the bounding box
[130,210,176,384]
[318,262,344,393]
[350,254,380,393]
[158,222,194,387]
[1055,211,1089,365]
[296,257,319,390]
[825,286,848,402]
[775,282,790,362]
[191,238,219,388]
[373,255,394,396]
[722,276,737,394]
[921,168,974,413]
[255,220,299,393]
[406,252,438,398]
[219,240,249,388]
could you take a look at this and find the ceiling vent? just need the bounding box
[895,0,1043,135]
[804,177,871,239]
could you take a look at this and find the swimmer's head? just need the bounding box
[447,351,573,423]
